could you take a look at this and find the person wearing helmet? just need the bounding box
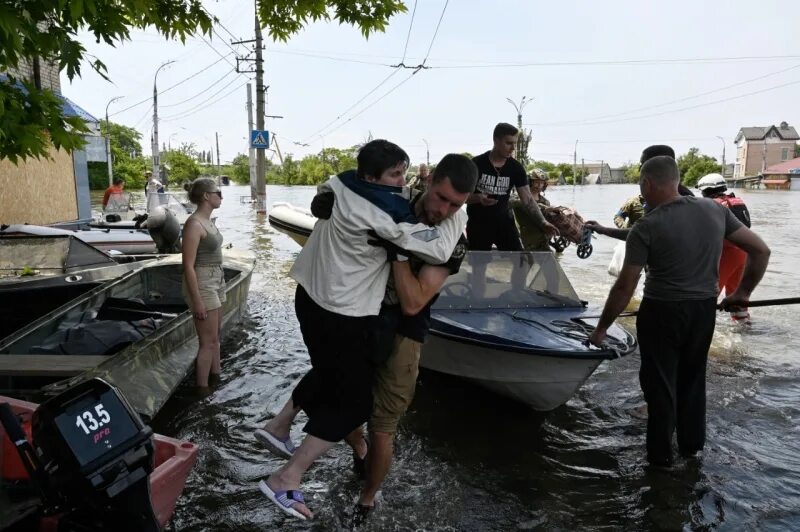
[697,173,753,324]
[511,169,552,252]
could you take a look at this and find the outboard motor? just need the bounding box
[0,378,159,531]
[141,206,181,254]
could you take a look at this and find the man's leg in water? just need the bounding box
[265,435,334,519]
[262,398,301,440]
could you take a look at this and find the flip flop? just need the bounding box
[254,428,295,459]
[259,479,308,520]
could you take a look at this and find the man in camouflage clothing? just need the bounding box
[613,195,645,228]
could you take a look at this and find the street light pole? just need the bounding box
[422,138,430,166]
[506,96,533,163]
[573,139,579,187]
[104,96,123,186]
[152,60,175,184]
[715,135,726,177]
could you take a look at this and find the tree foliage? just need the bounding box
[266,146,359,185]
[1,0,406,162]
[677,147,721,187]
[162,150,200,183]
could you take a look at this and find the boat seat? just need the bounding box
[97,297,178,322]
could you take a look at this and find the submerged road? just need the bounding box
[95,183,800,530]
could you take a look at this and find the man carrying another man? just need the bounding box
[588,155,770,467]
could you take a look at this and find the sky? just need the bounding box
[63,0,800,167]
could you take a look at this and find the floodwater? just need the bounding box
[99,183,800,531]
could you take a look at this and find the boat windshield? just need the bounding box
[104,192,133,213]
[432,251,583,310]
[146,192,193,215]
[0,236,115,278]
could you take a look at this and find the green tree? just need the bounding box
[231,153,251,184]
[1,0,406,163]
[619,162,641,183]
[162,150,200,183]
[677,147,721,187]
[87,121,148,189]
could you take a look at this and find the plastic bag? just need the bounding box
[608,241,626,277]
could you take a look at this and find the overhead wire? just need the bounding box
[160,80,249,123]
[160,76,243,120]
[421,0,449,65]
[399,0,418,64]
[527,63,800,127]
[430,54,800,69]
[109,53,234,117]
[160,70,236,108]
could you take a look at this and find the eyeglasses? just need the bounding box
[208,190,222,198]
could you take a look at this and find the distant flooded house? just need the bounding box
[733,122,799,179]
[761,157,800,191]
[0,61,99,227]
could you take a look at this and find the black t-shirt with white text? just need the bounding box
[467,152,528,221]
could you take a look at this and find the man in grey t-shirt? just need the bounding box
[589,156,770,467]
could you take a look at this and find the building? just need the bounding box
[761,157,800,191]
[733,122,799,179]
[0,62,100,226]
[578,162,613,183]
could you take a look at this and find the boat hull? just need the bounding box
[421,333,605,411]
[268,203,314,247]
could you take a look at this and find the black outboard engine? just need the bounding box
[140,206,181,254]
[0,378,159,531]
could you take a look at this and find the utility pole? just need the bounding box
[506,96,533,164]
[247,83,256,199]
[254,5,266,214]
[215,132,221,178]
[152,61,174,184]
[716,135,726,176]
[581,158,585,186]
[105,96,123,186]
[573,139,578,189]
[422,138,430,166]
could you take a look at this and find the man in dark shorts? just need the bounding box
[588,156,770,467]
[467,123,558,250]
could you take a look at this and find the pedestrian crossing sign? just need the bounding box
[251,130,269,149]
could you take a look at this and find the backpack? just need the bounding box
[713,194,751,228]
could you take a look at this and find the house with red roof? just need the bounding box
[761,157,800,190]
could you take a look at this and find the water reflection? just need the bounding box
[87,184,800,530]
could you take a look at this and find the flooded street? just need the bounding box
[118,183,800,531]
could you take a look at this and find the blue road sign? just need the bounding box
[251,130,269,148]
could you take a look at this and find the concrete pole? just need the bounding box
[152,61,174,183]
[105,96,123,186]
[215,131,221,179]
[247,83,256,198]
[423,138,430,166]
[254,2,267,213]
[573,139,578,189]
[716,136,726,176]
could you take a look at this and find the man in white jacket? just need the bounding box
[258,141,474,520]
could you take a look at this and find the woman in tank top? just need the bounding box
[182,178,225,389]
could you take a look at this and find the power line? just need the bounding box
[267,49,391,66]
[528,63,800,126]
[431,54,800,70]
[109,53,234,117]
[399,0,418,64]
[131,104,153,129]
[160,80,249,123]
[160,70,236,108]
[526,78,800,128]
[422,0,449,65]
[160,76,243,120]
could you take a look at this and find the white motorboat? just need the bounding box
[267,202,315,246]
[1,223,157,254]
[91,192,194,229]
[422,251,638,411]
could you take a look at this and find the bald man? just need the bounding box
[589,156,770,467]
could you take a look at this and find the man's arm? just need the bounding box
[721,226,770,307]
[585,221,630,241]
[517,185,559,238]
[391,262,451,316]
[588,263,643,346]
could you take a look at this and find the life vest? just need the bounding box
[713,194,751,228]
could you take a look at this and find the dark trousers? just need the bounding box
[636,297,717,465]
[291,285,376,443]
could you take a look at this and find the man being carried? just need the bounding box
[588,156,770,467]
[256,141,468,521]
[511,169,552,252]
